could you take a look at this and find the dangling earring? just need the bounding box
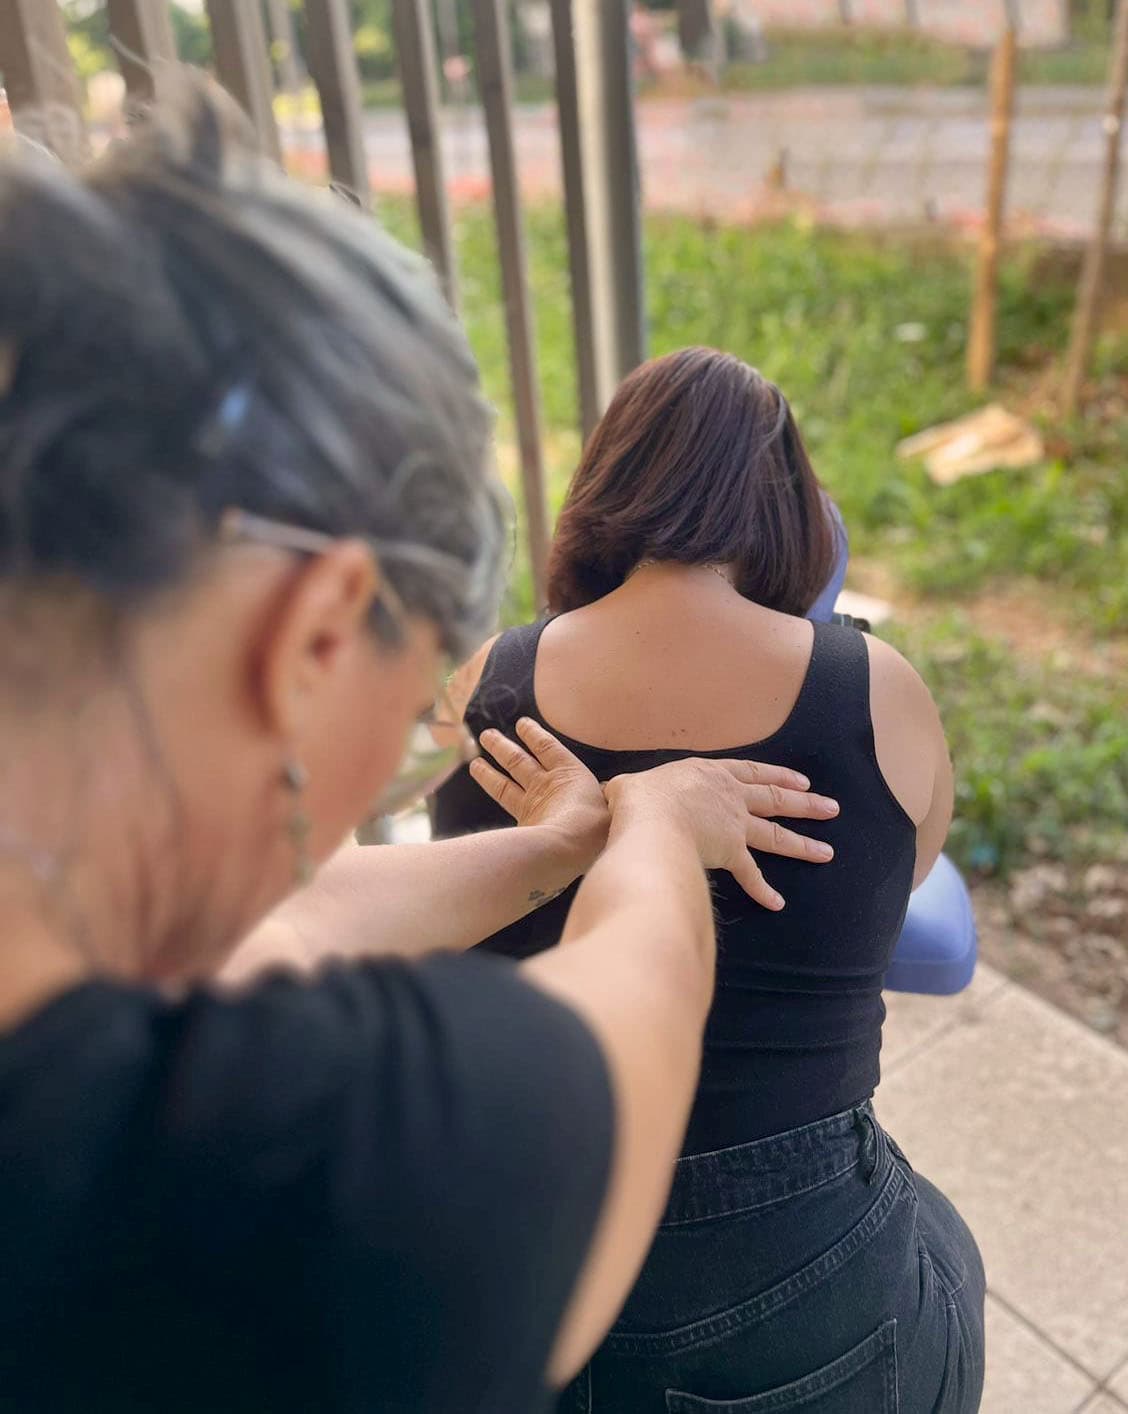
[282,757,314,887]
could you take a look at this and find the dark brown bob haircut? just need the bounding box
[547,347,835,617]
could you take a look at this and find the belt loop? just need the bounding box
[853,1107,879,1184]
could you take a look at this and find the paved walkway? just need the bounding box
[283,87,1128,237]
[880,964,1128,1412]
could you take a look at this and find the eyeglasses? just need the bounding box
[219,507,411,624]
[370,681,478,819]
[219,508,479,819]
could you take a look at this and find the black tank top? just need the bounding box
[432,618,917,1153]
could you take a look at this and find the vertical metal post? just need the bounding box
[471,0,550,606]
[597,1,646,381]
[204,0,282,161]
[434,0,461,71]
[106,0,178,108]
[265,0,303,95]
[0,0,85,152]
[549,0,600,437]
[305,0,371,207]
[1063,0,1128,414]
[390,0,458,308]
[549,0,646,430]
[677,0,716,64]
[573,0,646,402]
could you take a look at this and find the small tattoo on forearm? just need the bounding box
[527,886,566,910]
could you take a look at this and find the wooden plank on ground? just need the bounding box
[471,0,550,606]
[390,0,457,306]
[204,0,281,161]
[305,0,371,206]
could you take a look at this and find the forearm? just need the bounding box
[224,825,585,983]
[559,811,715,996]
[520,815,716,1383]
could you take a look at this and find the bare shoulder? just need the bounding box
[863,633,937,718]
[862,632,945,825]
[447,632,502,723]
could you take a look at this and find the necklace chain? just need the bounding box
[630,558,732,587]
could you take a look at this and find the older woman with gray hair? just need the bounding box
[0,87,839,1414]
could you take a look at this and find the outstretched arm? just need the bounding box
[223,817,602,984]
[226,719,839,1388]
[226,723,837,983]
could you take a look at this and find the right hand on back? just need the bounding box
[604,759,839,911]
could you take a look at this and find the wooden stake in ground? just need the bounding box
[967,25,1017,393]
[1062,0,1128,416]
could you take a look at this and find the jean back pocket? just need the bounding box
[664,1320,898,1413]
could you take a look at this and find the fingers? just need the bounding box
[744,784,839,822]
[728,849,785,911]
[513,716,582,771]
[721,759,812,792]
[747,815,834,863]
[479,727,538,790]
[468,757,524,820]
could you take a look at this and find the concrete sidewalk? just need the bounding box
[878,966,1128,1413]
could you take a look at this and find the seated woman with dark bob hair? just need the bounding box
[435,347,986,1413]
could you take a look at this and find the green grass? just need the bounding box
[361,74,556,109]
[714,28,976,90]
[376,198,1127,873]
[395,203,1127,632]
[1018,42,1113,87]
[886,615,1128,876]
[708,26,1111,92]
[361,22,1110,110]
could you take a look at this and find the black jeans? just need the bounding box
[561,1103,984,1413]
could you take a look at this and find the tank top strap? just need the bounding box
[778,621,874,748]
[463,618,551,739]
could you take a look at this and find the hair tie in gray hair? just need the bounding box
[194,378,253,459]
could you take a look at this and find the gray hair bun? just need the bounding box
[0,75,507,660]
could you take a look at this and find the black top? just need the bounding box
[433,619,916,1153]
[0,952,612,1413]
